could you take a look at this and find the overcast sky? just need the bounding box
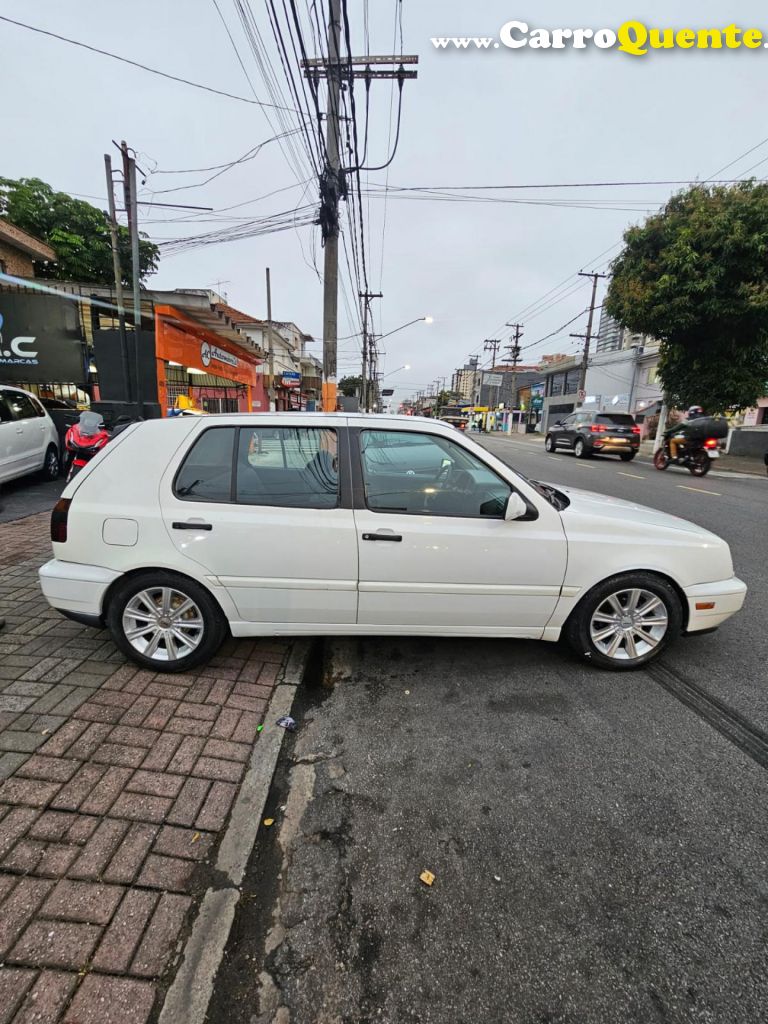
[3,1,768,402]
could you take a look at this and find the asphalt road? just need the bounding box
[0,471,65,524]
[209,432,768,1024]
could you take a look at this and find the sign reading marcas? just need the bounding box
[0,293,86,384]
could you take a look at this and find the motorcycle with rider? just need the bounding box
[653,406,728,477]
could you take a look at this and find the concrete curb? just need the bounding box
[158,639,314,1024]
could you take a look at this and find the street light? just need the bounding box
[380,363,411,379]
[376,317,432,343]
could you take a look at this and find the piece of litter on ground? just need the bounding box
[493,875,501,882]
[263,818,275,827]
[404,690,410,695]
[419,870,435,887]
[191,832,201,844]
[276,716,297,731]
[41,729,51,736]
[257,724,264,733]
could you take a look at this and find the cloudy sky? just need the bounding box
[3,1,768,403]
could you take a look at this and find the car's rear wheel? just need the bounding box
[619,451,636,462]
[41,444,60,481]
[565,572,682,671]
[544,434,555,452]
[573,437,589,459]
[107,571,227,673]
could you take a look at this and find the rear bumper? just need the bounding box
[683,577,747,633]
[39,559,120,618]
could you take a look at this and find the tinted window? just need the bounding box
[360,430,511,517]
[5,391,38,420]
[596,414,635,426]
[29,396,46,418]
[236,427,338,508]
[175,427,235,502]
[0,395,13,424]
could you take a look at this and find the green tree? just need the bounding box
[0,176,159,285]
[605,181,768,413]
[338,375,362,397]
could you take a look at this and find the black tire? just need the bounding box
[619,451,636,462]
[544,434,555,453]
[564,571,682,671]
[653,449,669,471]
[41,444,61,481]
[689,453,711,477]
[106,570,228,674]
[573,437,589,459]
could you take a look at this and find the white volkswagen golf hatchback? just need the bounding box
[39,414,745,673]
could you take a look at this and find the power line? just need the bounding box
[0,13,303,112]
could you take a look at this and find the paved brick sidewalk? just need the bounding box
[0,512,291,1024]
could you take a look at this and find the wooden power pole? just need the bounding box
[570,271,608,403]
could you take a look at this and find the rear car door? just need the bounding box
[0,391,26,482]
[159,420,359,626]
[4,389,46,472]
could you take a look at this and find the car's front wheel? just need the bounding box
[107,571,227,673]
[565,572,682,671]
[544,434,555,452]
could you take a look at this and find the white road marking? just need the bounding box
[677,484,722,496]
[618,471,645,479]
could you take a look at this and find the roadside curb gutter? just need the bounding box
[158,639,313,1024]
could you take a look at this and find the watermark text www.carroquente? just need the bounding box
[431,21,768,55]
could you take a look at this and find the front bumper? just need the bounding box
[39,559,121,619]
[683,577,747,633]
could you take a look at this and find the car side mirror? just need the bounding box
[504,492,529,521]
[553,421,563,428]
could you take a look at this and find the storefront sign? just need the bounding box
[281,371,301,389]
[483,372,503,387]
[201,341,238,369]
[0,293,85,383]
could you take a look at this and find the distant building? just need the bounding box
[0,219,56,278]
[596,309,653,354]
[452,356,481,400]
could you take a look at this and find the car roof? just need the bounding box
[179,411,449,430]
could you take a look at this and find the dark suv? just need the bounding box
[545,411,640,461]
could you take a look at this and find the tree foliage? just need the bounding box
[605,181,768,412]
[338,375,362,397]
[0,177,159,285]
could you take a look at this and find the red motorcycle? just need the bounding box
[64,412,111,482]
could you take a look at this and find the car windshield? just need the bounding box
[596,414,635,426]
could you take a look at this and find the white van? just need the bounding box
[0,385,61,485]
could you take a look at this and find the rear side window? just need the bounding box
[5,391,38,420]
[596,414,635,426]
[175,427,235,502]
[236,427,338,508]
[0,395,13,424]
[29,397,46,417]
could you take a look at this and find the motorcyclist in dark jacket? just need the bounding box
[666,406,705,459]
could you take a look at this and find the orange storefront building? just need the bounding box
[154,305,267,416]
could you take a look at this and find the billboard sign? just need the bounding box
[0,293,85,383]
[281,371,301,389]
[483,372,503,387]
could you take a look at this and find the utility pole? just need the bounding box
[266,268,276,411]
[121,141,143,414]
[483,338,502,409]
[103,154,131,403]
[504,323,524,426]
[359,290,382,411]
[570,271,608,404]
[302,34,418,415]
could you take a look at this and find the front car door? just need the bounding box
[0,390,25,482]
[351,426,568,633]
[159,419,358,628]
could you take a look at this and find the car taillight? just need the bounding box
[590,424,607,433]
[631,426,641,435]
[51,498,71,543]
[704,437,719,449]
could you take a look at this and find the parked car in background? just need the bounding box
[0,385,61,485]
[38,414,745,675]
[545,411,641,460]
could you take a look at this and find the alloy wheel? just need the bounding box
[122,586,205,662]
[45,448,60,479]
[589,588,669,661]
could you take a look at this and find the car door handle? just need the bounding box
[15,427,23,434]
[362,532,402,542]
[172,521,213,531]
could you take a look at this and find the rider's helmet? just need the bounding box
[687,405,705,419]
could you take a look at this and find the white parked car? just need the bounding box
[38,414,746,673]
[1,385,61,485]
